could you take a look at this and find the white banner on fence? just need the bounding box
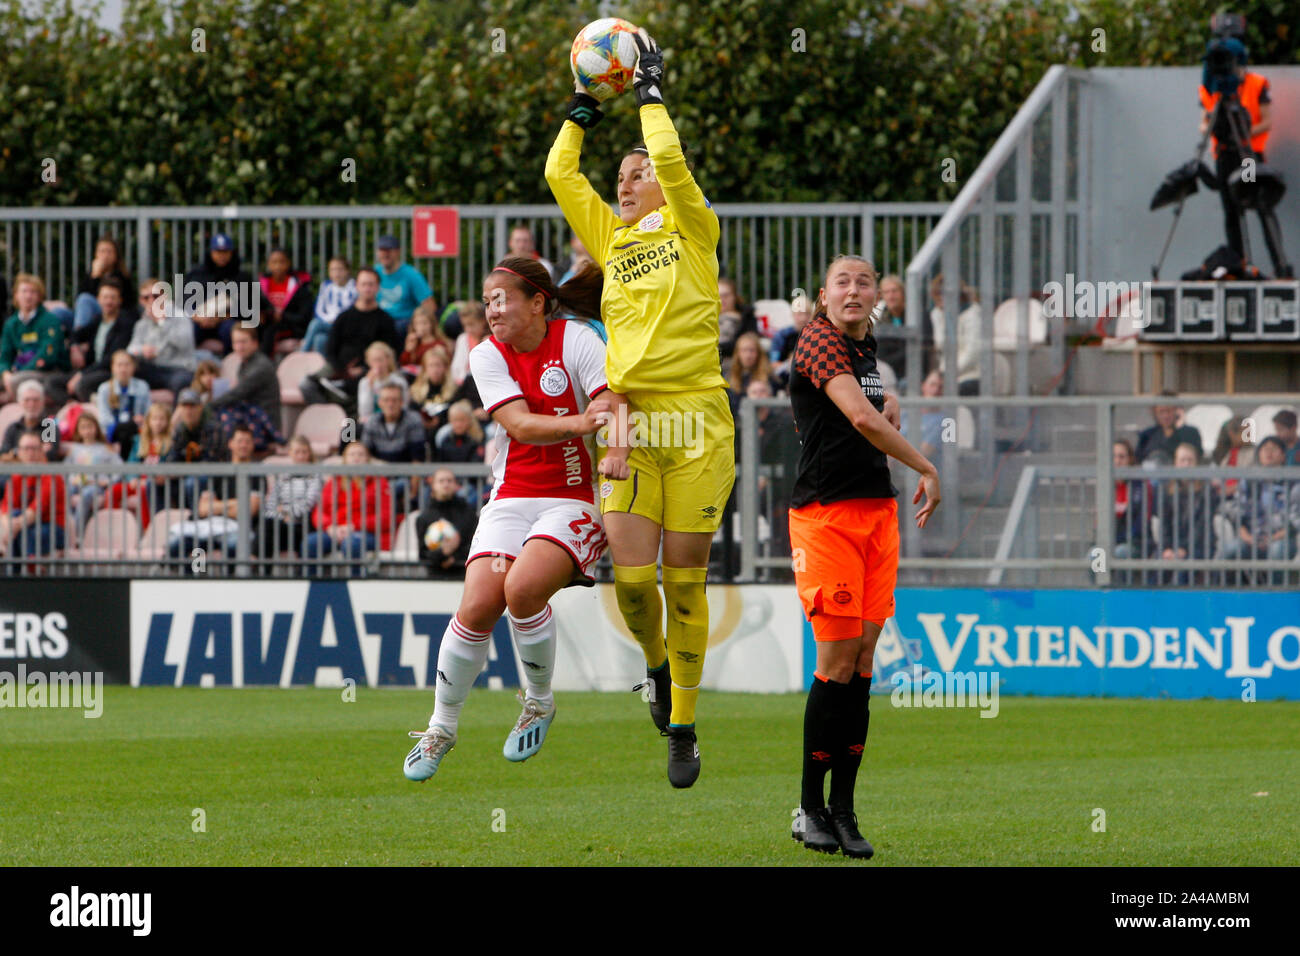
[130,581,804,692]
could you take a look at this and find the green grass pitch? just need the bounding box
[2,689,1297,866]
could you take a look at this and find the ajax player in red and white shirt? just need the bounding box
[405,256,611,782]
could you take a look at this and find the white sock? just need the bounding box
[429,615,493,734]
[509,605,556,708]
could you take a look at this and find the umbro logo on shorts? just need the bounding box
[700,505,717,517]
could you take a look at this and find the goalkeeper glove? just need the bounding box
[567,91,604,129]
[632,29,664,107]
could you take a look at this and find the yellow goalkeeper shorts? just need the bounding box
[599,386,736,533]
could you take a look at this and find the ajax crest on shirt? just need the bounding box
[539,361,570,398]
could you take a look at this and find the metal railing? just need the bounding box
[736,393,1300,590]
[3,393,1297,588]
[904,64,1090,406]
[0,202,947,310]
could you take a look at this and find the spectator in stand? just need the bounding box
[303,440,394,575]
[746,378,800,558]
[1136,391,1203,465]
[64,235,134,334]
[356,341,408,425]
[400,303,452,376]
[726,332,779,412]
[0,380,60,462]
[1217,436,1295,580]
[556,233,594,285]
[63,411,123,538]
[508,224,558,281]
[258,248,314,356]
[771,296,812,388]
[166,425,264,569]
[409,347,460,438]
[208,324,283,453]
[450,301,487,387]
[1273,409,1298,465]
[433,399,484,463]
[167,388,225,510]
[1111,438,1150,575]
[258,435,323,562]
[717,277,757,359]
[187,359,222,407]
[0,431,67,569]
[300,267,400,411]
[374,235,434,335]
[1154,442,1218,586]
[929,274,983,396]
[1210,416,1255,499]
[127,278,196,396]
[899,369,947,462]
[115,401,175,525]
[362,382,427,463]
[95,350,151,458]
[415,467,478,579]
[1,273,69,402]
[68,277,138,402]
[302,256,357,354]
[185,233,258,355]
[874,274,933,388]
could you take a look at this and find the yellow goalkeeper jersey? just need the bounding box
[545,104,726,393]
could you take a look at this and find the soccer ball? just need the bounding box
[570,18,639,103]
[423,519,456,551]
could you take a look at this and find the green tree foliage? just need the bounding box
[0,0,1295,207]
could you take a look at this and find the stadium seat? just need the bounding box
[276,351,325,435]
[1183,403,1234,454]
[294,403,347,458]
[876,359,898,393]
[992,298,1048,349]
[136,509,194,560]
[71,508,142,561]
[956,406,976,449]
[753,299,794,338]
[220,352,241,385]
[384,514,420,562]
[1246,405,1288,440]
[0,401,23,435]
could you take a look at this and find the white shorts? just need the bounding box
[467,496,607,585]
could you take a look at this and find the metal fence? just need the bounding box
[0,201,946,311]
[905,64,1091,404]
[3,393,1297,590]
[736,393,1300,590]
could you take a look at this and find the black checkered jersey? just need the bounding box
[788,314,897,507]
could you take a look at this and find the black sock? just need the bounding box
[829,673,871,811]
[801,675,847,811]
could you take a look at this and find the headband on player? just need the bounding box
[493,266,552,301]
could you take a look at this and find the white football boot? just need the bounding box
[503,693,555,762]
[404,725,456,781]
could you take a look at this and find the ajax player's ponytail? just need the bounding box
[491,256,604,324]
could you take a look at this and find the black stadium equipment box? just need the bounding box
[1139,281,1300,342]
[0,580,131,682]
[1260,281,1300,340]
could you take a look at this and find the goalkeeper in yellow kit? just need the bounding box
[545,29,733,788]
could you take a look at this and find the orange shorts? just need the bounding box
[789,497,899,641]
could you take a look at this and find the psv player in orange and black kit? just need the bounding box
[787,255,940,858]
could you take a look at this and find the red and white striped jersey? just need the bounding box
[469,319,608,504]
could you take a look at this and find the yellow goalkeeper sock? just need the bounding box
[613,562,666,670]
[662,566,709,726]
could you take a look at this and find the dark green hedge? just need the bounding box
[1,0,1295,207]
